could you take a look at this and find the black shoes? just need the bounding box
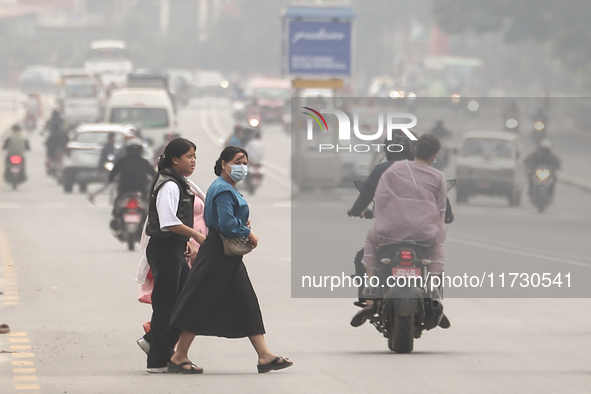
[350,303,376,327]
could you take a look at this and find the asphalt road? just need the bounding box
[0,98,590,393]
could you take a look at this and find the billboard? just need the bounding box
[288,20,352,76]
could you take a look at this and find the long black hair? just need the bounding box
[214,146,248,176]
[150,137,196,192]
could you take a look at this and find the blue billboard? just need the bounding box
[288,20,352,76]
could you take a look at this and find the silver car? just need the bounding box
[455,131,525,206]
[61,124,130,193]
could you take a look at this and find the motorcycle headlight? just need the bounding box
[536,169,550,181]
[249,118,260,127]
[534,121,545,131]
[506,119,519,129]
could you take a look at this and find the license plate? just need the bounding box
[10,167,20,174]
[391,267,421,278]
[123,213,142,223]
[477,181,491,189]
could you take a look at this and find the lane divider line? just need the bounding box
[0,229,41,392]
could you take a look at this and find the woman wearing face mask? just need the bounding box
[167,146,292,374]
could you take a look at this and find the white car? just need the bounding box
[455,131,525,206]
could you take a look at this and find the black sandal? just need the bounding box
[167,361,203,374]
[257,356,293,373]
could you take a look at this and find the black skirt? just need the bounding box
[169,227,265,338]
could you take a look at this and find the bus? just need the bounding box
[84,40,133,91]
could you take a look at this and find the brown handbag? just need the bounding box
[220,235,253,257]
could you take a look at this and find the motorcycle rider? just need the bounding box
[24,94,39,129]
[348,133,454,306]
[109,139,157,230]
[524,139,561,196]
[244,129,264,193]
[2,124,30,180]
[98,132,117,172]
[350,134,450,329]
[45,110,69,168]
[429,120,451,140]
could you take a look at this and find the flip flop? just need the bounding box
[167,361,203,374]
[257,356,293,373]
[0,324,10,334]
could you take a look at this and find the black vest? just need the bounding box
[146,168,194,242]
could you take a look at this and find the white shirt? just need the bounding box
[155,181,182,230]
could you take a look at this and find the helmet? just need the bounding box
[125,138,143,155]
[539,139,552,150]
[385,132,416,161]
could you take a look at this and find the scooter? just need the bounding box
[4,155,26,190]
[24,114,36,132]
[530,167,555,213]
[348,179,456,353]
[111,192,147,251]
[245,163,264,195]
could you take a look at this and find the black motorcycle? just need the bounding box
[4,155,26,190]
[111,192,147,251]
[530,167,555,213]
[349,179,455,353]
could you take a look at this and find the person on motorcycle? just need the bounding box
[429,120,451,140]
[226,125,247,148]
[524,139,561,195]
[24,94,39,124]
[114,125,143,163]
[2,124,30,180]
[350,134,450,329]
[45,110,69,163]
[98,132,117,172]
[109,139,157,228]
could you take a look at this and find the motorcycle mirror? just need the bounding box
[446,179,456,191]
[354,180,365,192]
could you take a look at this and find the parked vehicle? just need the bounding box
[61,124,129,193]
[455,131,524,206]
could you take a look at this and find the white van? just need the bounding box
[58,73,106,124]
[104,88,176,145]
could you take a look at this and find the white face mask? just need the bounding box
[226,164,248,182]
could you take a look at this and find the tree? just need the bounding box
[432,0,591,85]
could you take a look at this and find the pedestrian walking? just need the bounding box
[143,138,206,373]
[167,146,293,374]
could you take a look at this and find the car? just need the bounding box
[104,88,176,146]
[246,78,292,123]
[58,73,106,125]
[455,131,525,206]
[18,66,60,93]
[61,124,130,193]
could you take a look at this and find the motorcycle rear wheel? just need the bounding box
[389,314,414,354]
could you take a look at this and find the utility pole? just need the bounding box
[198,0,209,42]
[160,0,170,34]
